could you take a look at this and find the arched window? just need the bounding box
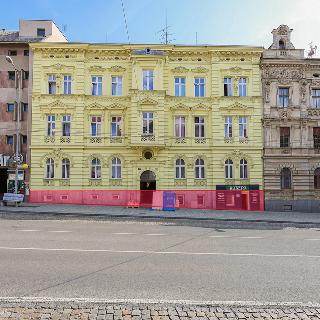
[62,158,70,179]
[175,159,185,179]
[279,39,285,49]
[195,158,205,179]
[314,168,320,189]
[111,157,121,179]
[91,158,101,179]
[280,168,291,189]
[46,158,54,179]
[225,159,233,179]
[240,159,248,179]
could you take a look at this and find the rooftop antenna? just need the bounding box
[157,10,174,44]
[63,24,67,33]
[196,32,198,45]
[308,42,317,58]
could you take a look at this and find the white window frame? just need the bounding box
[143,70,154,90]
[47,115,55,136]
[46,158,54,179]
[195,116,205,138]
[195,158,205,179]
[62,115,71,137]
[240,159,248,179]
[239,116,247,138]
[174,77,186,96]
[194,77,205,97]
[238,78,247,97]
[90,116,102,137]
[225,159,233,179]
[175,116,186,138]
[91,158,101,179]
[111,116,122,137]
[224,77,232,96]
[311,88,320,108]
[48,75,56,94]
[175,159,186,179]
[142,112,154,135]
[111,157,121,179]
[278,87,289,107]
[224,116,232,138]
[91,76,102,96]
[62,158,70,179]
[112,76,122,96]
[63,75,72,94]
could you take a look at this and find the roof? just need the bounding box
[0,30,41,43]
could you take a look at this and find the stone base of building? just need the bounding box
[265,199,320,213]
[30,190,265,211]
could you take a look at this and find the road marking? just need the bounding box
[112,232,136,235]
[304,238,320,241]
[145,233,166,236]
[238,236,264,239]
[48,231,72,233]
[17,230,40,232]
[208,236,263,239]
[0,246,319,259]
[208,235,231,238]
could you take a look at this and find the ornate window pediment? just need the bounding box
[108,65,126,72]
[88,65,106,73]
[40,149,73,167]
[190,103,210,111]
[170,103,189,111]
[219,102,251,112]
[107,103,127,110]
[43,63,75,73]
[40,100,75,114]
[138,97,159,105]
[191,66,209,73]
[85,102,106,110]
[221,150,253,168]
[171,66,189,74]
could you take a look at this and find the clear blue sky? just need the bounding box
[2,0,319,52]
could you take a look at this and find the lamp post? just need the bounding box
[5,55,22,195]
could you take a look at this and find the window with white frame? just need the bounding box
[195,158,205,179]
[63,75,72,94]
[112,76,122,96]
[90,116,101,137]
[238,78,247,96]
[312,89,320,108]
[224,116,232,138]
[239,116,247,138]
[143,70,154,90]
[111,157,121,179]
[111,116,122,137]
[46,158,54,179]
[47,115,55,136]
[91,76,102,96]
[240,159,248,179]
[175,159,185,179]
[195,116,205,138]
[48,75,56,94]
[142,112,153,135]
[62,158,70,179]
[194,77,205,97]
[91,158,101,179]
[224,77,232,96]
[175,77,186,96]
[278,87,289,107]
[225,159,233,179]
[62,115,71,137]
[175,116,185,138]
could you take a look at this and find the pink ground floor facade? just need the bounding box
[30,189,265,211]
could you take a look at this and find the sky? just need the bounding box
[1,0,319,55]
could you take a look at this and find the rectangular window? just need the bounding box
[8,71,15,80]
[238,78,247,96]
[280,127,290,147]
[111,76,122,96]
[48,75,56,94]
[111,116,122,137]
[22,103,28,112]
[143,70,154,90]
[194,77,205,97]
[224,78,232,96]
[91,116,101,137]
[91,76,102,96]
[63,75,72,94]
[21,135,27,145]
[313,128,320,149]
[7,103,14,112]
[175,77,186,96]
[239,116,247,138]
[278,87,289,107]
[24,50,29,56]
[142,112,153,135]
[175,116,186,138]
[37,28,45,37]
[312,89,320,108]
[6,135,13,145]
[47,115,55,136]
[62,115,71,137]
[23,71,29,80]
[194,116,205,138]
[8,50,17,56]
[224,117,232,138]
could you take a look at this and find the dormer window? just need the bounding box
[37,28,46,37]
[279,39,285,49]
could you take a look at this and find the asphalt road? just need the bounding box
[0,218,319,304]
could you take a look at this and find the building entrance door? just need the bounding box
[140,170,156,207]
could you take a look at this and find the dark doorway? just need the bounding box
[140,170,156,207]
[0,168,8,196]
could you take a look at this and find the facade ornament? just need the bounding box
[264,80,271,103]
[171,66,189,74]
[191,66,208,73]
[299,79,309,103]
[108,65,126,72]
[88,65,106,73]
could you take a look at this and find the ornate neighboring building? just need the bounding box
[29,42,264,210]
[262,25,320,212]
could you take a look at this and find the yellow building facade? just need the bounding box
[29,43,264,210]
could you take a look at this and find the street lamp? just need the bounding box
[5,55,22,195]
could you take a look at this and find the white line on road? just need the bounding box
[238,236,264,239]
[48,231,72,233]
[112,233,136,235]
[17,230,40,232]
[0,246,319,259]
[145,233,166,236]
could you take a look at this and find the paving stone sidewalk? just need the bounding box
[0,302,320,320]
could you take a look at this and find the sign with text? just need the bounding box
[3,193,24,202]
[163,192,176,211]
